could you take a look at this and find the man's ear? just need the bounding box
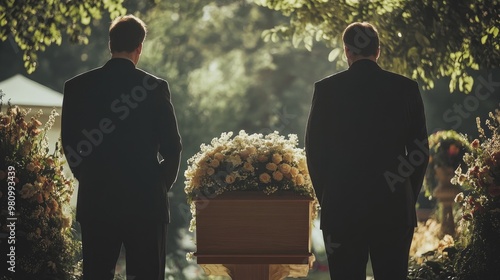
[136,43,143,55]
[344,45,352,60]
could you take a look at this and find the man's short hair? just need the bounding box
[109,15,147,53]
[342,22,379,57]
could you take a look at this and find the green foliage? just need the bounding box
[0,0,126,73]
[255,0,500,93]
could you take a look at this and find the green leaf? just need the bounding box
[328,48,341,62]
[481,34,488,45]
[304,35,312,51]
[261,30,272,42]
[292,32,302,48]
[492,26,499,38]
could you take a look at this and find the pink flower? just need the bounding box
[471,139,480,149]
[448,144,460,156]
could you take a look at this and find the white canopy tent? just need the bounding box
[0,74,63,107]
[0,74,77,204]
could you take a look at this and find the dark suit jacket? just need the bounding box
[61,58,182,224]
[305,59,428,232]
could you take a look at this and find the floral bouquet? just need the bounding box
[451,111,500,279]
[423,130,470,197]
[0,93,80,280]
[452,113,500,220]
[184,130,319,230]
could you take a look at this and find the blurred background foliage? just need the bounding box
[0,0,499,279]
[256,0,500,93]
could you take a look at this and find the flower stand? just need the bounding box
[193,191,314,280]
[433,166,461,237]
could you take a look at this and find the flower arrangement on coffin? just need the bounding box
[184,130,319,231]
[0,95,80,280]
[424,130,470,198]
[451,111,500,279]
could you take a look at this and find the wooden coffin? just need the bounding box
[193,191,314,270]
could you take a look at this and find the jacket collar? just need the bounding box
[348,59,381,71]
[103,58,136,70]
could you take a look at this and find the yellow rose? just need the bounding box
[210,159,220,168]
[294,174,305,185]
[272,153,283,164]
[206,168,215,175]
[199,160,209,169]
[228,155,242,166]
[225,175,236,184]
[279,163,291,174]
[243,162,255,172]
[283,153,293,163]
[290,167,299,177]
[259,173,271,184]
[266,162,278,171]
[239,149,250,159]
[214,153,225,161]
[273,171,283,181]
[258,154,268,163]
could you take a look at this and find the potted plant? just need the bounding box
[423,130,470,236]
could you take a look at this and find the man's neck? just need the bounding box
[348,56,377,67]
[111,53,136,65]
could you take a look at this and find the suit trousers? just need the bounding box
[80,219,167,280]
[322,223,414,280]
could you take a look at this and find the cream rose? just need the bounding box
[259,173,271,184]
[258,154,268,163]
[273,171,284,181]
[266,162,278,171]
[243,162,255,172]
[272,153,283,164]
[210,159,220,168]
[294,174,305,185]
[225,175,236,184]
[279,163,291,174]
[214,153,225,161]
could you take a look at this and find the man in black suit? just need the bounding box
[61,15,182,280]
[305,22,428,279]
